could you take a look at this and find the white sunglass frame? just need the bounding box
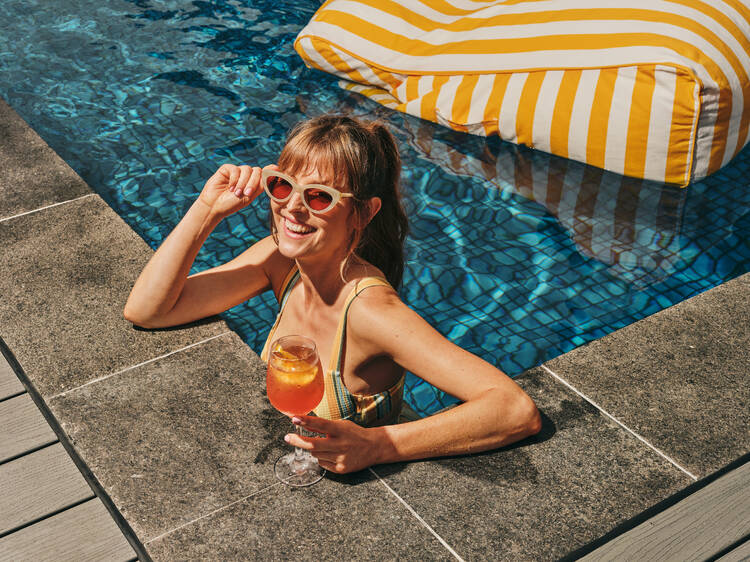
[261,169,354,214]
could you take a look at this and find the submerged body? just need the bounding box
[124,115,541,473]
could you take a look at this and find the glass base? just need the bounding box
[274,450,325,487]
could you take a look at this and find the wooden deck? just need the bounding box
[0,355,136,562]
[579,459,750,561]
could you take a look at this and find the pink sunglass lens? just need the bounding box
[304,189,334,211]
[268,176,292,199]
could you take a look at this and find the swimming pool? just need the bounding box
[1,0,748,415]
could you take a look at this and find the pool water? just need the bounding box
[1,0,748,416]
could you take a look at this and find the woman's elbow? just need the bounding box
[503,391,542,442]
[521,396,542,438]
[123,302,159,329]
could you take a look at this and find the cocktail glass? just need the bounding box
[266,335,325,486]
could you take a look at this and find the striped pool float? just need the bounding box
[294,0,750,186]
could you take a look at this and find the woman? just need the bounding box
[124,115,541,474]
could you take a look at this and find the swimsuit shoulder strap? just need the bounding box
[260,265,300,361]
[327,276,392,375]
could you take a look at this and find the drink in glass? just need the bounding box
[266,335,325,486]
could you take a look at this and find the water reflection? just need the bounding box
[403,117,688,288]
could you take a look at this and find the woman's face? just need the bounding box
[270,165,356,264]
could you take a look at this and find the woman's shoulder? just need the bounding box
[234,236,294,299]
[347,274,404,328]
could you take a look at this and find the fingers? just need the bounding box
[227,165,241,193]
[292,414,337,435]
[284,433,335,453]
[229,165,262,199]
[317,459,346,474]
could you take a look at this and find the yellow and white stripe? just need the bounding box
[295,0,750,185]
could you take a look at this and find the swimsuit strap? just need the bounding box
[328,276,391,376]
[259,266,300,362]
[314,276,392,423]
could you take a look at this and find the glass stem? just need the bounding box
[292,422,305,470]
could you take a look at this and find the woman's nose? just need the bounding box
[285,189,306,211]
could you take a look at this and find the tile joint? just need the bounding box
[144,482,282,545]
[368,467,466,562]
[541,364,698,481]
[0,193,96,223]
[48,331,233,400]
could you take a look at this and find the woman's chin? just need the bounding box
[277,235,314,259]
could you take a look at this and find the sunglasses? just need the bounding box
[261,170,354,214]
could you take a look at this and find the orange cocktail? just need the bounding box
[266,335,326,487]
[267,343,324,416]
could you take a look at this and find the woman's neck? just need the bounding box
[294,256,351,309]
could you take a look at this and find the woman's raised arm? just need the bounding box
[123,164,273,328]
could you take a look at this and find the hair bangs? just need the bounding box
[277,124,358,192]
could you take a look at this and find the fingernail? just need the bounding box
[292,417,302,425]
[284,434,291,443]
[244,188,251,196]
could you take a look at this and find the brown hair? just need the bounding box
[272,114,409,288]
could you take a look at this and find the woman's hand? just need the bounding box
[285,415,389,474]
[197,163,265,218]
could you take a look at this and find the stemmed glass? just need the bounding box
[266,335,326,486]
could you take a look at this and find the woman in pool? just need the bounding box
[124,114,541,474]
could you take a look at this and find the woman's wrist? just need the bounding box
[369,424,400,466]
[191,196,226,230]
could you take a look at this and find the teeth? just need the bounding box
[285,218,314,234]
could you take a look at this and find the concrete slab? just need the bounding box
[0,97,91,221]
[545,272,750,478]
[47,332,285,541]
[145,475,453,561]
[0,194,228,397]
[371,369,692,561]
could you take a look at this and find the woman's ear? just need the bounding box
[365,197,382,223]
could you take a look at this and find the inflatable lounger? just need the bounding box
[295,0,750,186]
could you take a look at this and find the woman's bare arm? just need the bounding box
[123,164,275,328]
[288,288,541,473]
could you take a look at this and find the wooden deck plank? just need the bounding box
[0,443,94,534]
[0,498,136,562]
[716,539,750,562]
[0,355,23,400]
[0,394,56,463]
[582,462,750,561]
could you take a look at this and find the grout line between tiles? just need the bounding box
[368,468,465,562]
[541,364,698,481]
[48,331,233,400]
[144,481,283,545]
[0,193,96,223]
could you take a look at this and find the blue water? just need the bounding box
[1,0,748,415]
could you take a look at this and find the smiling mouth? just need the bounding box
[284,217,316,235]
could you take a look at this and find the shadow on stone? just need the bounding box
[129,315,224,332]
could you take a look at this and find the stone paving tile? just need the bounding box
[146,474,452,561]
[0,97,91,220]
[0,194,227,397]
[545,272,750,479]
[371,369,692,561]
[48,333,286,541]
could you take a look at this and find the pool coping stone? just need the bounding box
[0,97,92,220]
[545,271,750,480]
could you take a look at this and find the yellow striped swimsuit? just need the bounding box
[260,267,405,427]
